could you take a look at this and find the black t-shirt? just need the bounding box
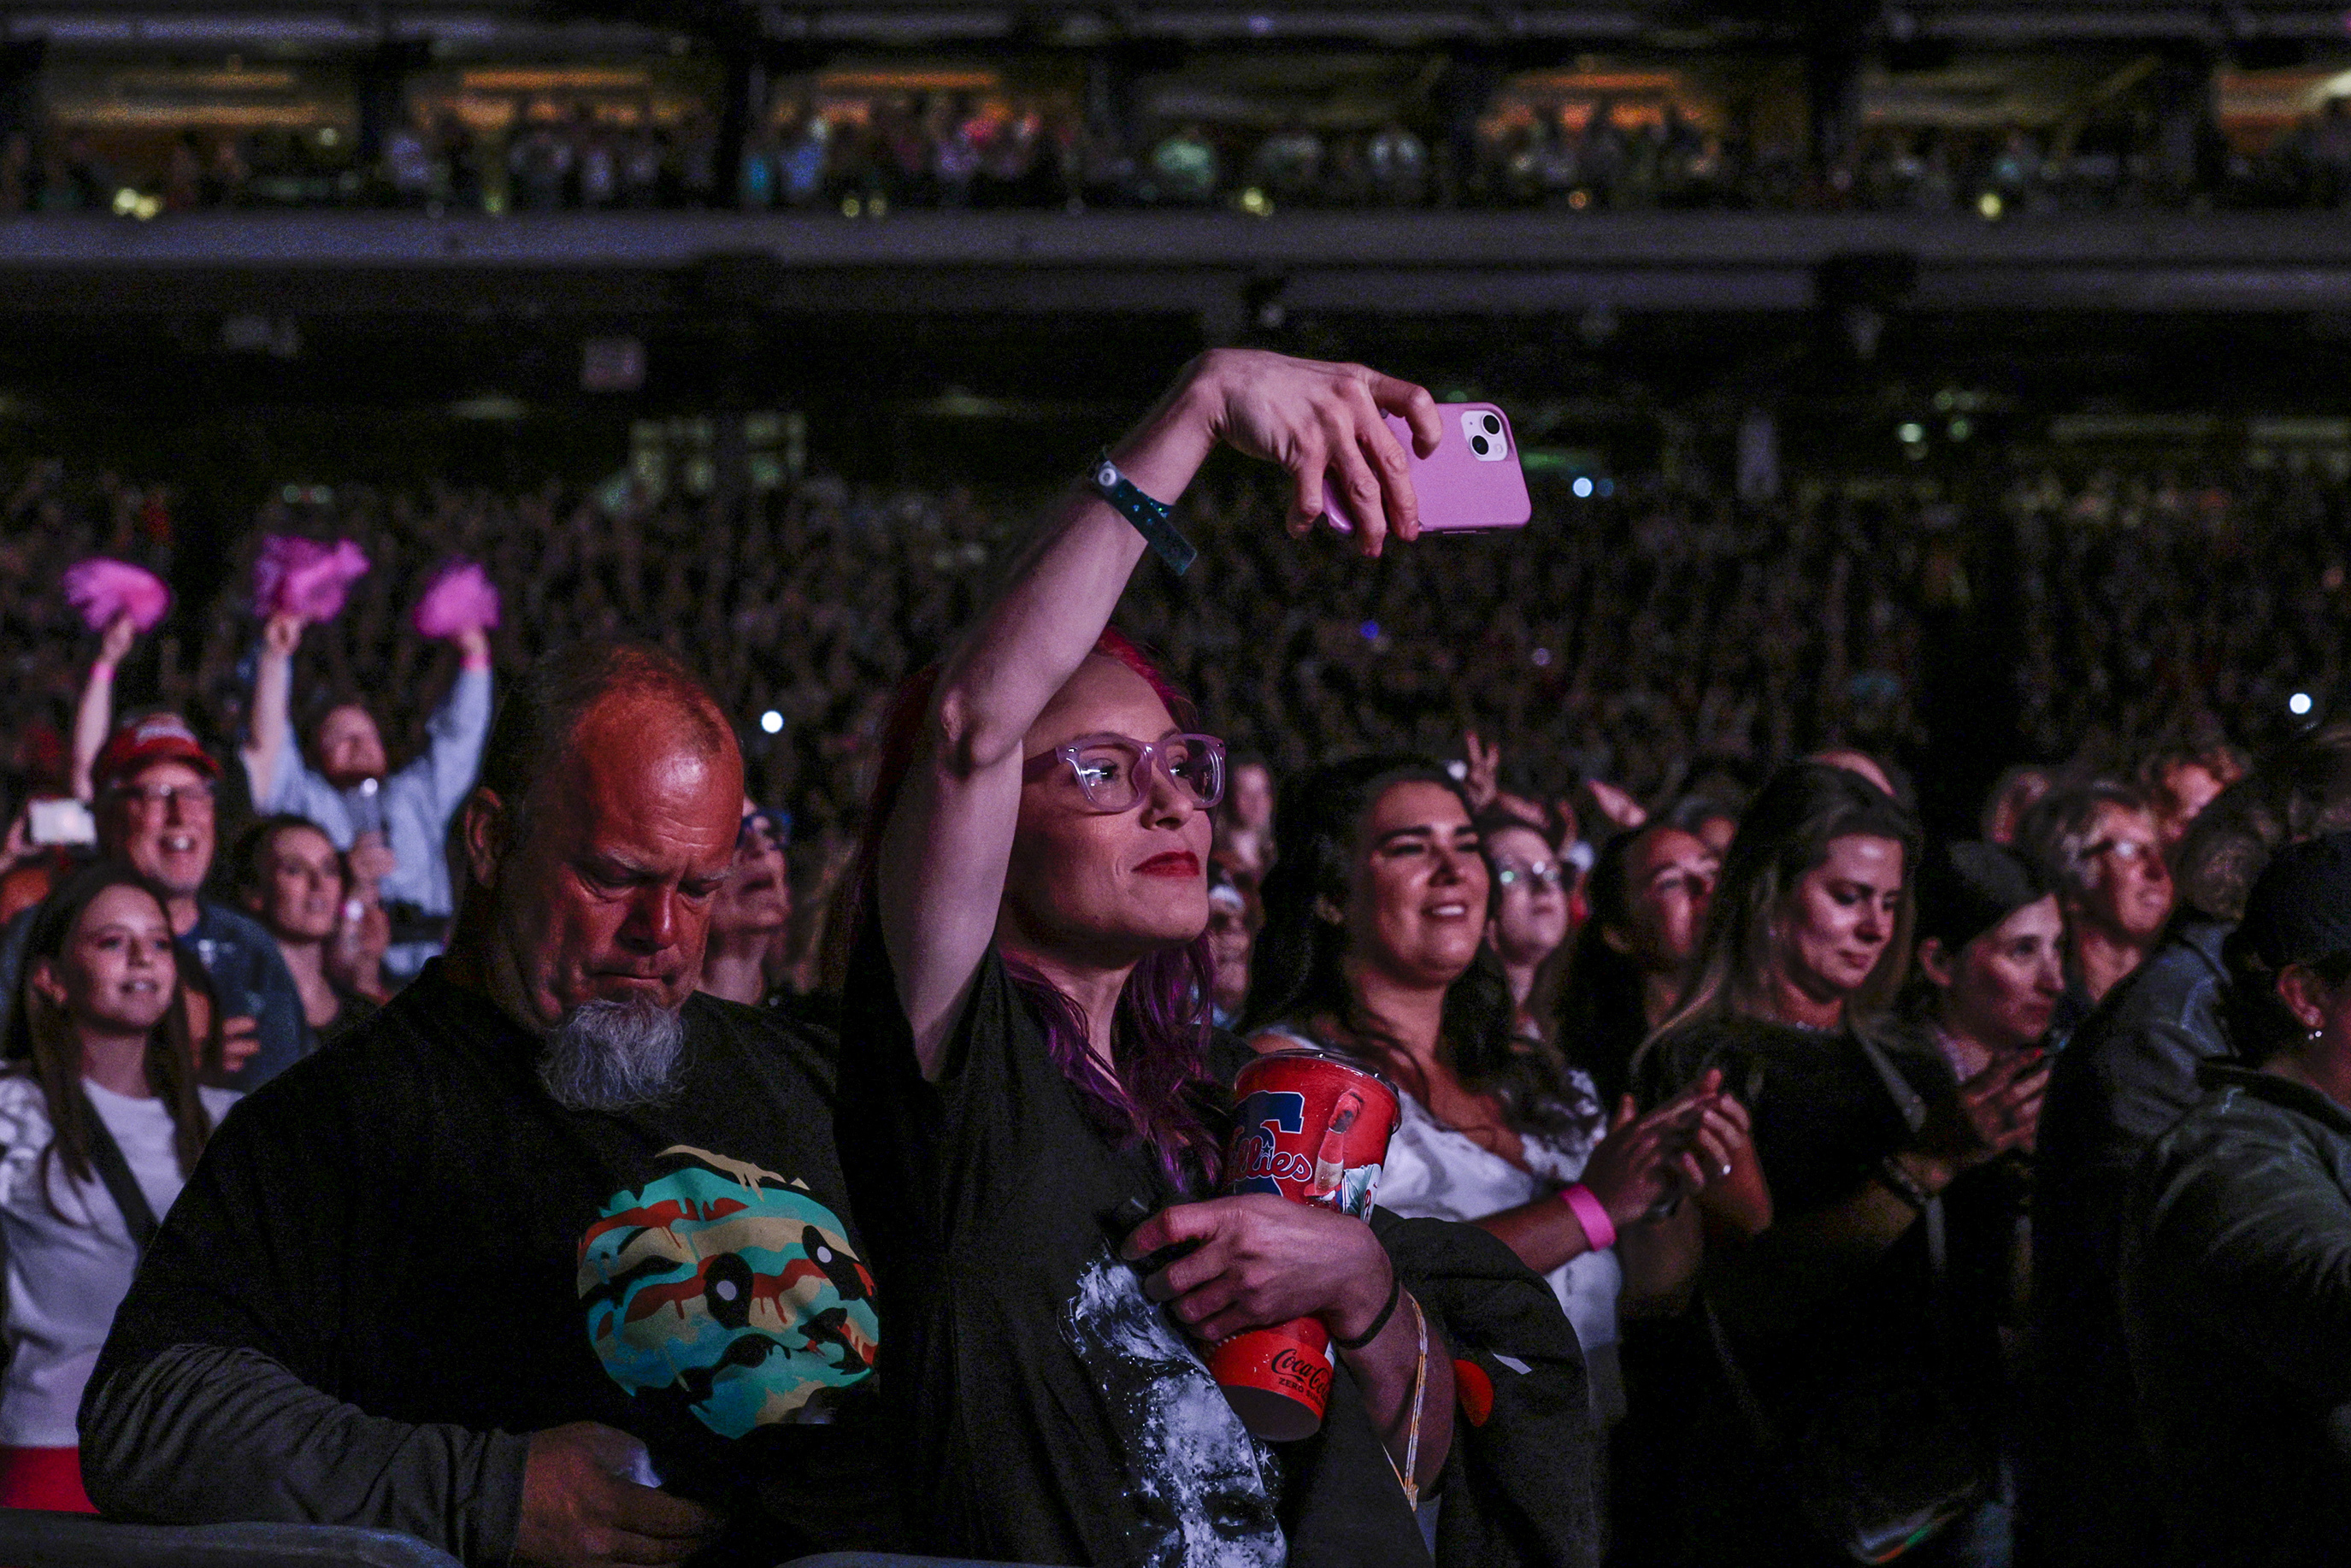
[835,930,1431,1568]
[1618,1015,2008,1566]
[1636,1015,2011,1407]
[95,960,895,1561]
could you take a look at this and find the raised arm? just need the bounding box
[410,626,494,826]
[879,351,1440,1076]
[70,611,138,802]
[238,613,306,807]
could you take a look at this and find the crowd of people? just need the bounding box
[0,348,2343,1568]
[22,64,2351,218]
[3,445,2336,854]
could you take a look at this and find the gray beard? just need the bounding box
[538,999,687,1112]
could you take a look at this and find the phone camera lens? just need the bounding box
[1470,435,1491,456]
[1482,414,1502,434]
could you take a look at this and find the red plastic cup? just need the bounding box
[1208,1048,1399,1441]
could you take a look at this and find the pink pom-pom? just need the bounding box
[254,536,369,622]
[410,560,502,639]
[62,557,171,633]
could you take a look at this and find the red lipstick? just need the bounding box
[1135,851,1201,877]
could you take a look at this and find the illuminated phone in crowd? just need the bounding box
[27,798,96,848]
[1323,403,1534,534]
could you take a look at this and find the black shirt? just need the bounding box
[1637,1017,2003,1405]
[835,932,1432,1568]
[91,960,894,1563]
[2026,916,2233,1568]
[1618,1017,2005,1568]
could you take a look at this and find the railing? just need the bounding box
[9,209,2351,320]
[0,1512,1050,1568]
[0,1512,462,1568]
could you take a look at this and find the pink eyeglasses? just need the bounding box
[1028,733,1227,813]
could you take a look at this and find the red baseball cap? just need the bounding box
[94,713,219,793]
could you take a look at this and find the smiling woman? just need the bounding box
[232,816,378,1041]
[0,862,234,1512]
[1241,755,1752,1425]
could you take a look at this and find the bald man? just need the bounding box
[82,645,894,1567]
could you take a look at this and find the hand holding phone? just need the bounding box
[1323,403,1532,535]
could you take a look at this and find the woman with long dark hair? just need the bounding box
[0,862,233,1511]
[1553,821,1718,1108]
[231,815,380,1040]
[1619,763,2042,1568]
[832,351,1466,1568]
[1242,755,1750,1425]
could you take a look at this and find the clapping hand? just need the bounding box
[1578,1068,1754,1231]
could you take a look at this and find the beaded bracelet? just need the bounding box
[1391,1294,1429,1511]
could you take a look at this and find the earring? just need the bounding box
[1312,895,1345,926]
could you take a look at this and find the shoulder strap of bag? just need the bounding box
[1853,1030,1946,1282]
[1705,1295,1785,1452]
[79,1090,161,1253]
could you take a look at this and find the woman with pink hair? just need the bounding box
[834,351,1510,1567]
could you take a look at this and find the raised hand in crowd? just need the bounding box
[68,610,140,804]
[239,611,307,803]
[1582,776,1648,831]
[346,834,397,903]
[1183,351,1439,551]
[1462,728,1502,811]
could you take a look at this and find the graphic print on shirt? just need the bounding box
[1062,1247,1284,1568]
[578,1145,877,1438]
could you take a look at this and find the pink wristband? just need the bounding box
[1560,1183,1617,1252]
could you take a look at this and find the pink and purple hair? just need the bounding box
[832,629,1226,1192]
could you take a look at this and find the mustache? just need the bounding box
[538,999,686,1112]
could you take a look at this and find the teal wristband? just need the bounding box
[1090,452,1196,576]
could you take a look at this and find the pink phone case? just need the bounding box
[1323,403,1533,533]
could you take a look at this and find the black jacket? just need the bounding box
[2123,1064,2351,1568]
[2020,917,2232,1568]
[1376,1212,1602,1568]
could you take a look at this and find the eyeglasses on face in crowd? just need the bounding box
[1494,860,1567,891]
[110,780,216,812]
[738,807,791,852]
[1033,733,1227,814]
[2086,834,2158,869]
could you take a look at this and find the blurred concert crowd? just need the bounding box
[16,80,2351,216]
[1,450,2331,840]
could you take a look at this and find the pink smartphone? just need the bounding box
[1323,403,1532,533]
